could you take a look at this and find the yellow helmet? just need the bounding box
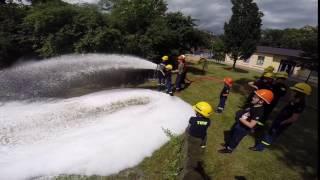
[162,56,169,61]
[263,72,274,78]
[275,71,288,79]
[264,66,274,73]
[165,64,173,70]
[290,82,312,95]
[192,101,213,118]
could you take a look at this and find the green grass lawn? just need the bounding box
[58,62,318,180]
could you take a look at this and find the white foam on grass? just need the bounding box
[0,89,194,179]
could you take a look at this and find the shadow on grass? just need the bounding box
[253,75,260,79]
[136,84,159,91]
[187,66,206,75]
[207,61,227,66]
[183,82,192,90]
[234,176,247,180]
[223,130,231,143]
[223,67,249,73]
[175,82,192,92]
[271,106,317,179]
[137,81,192,95]
[231,78,253,97]
[195,161,211,180]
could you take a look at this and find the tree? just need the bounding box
[0,3,29,67]
[300,26,318,82]
[0,0,214,67]
[22,3,114,57]
[110,0,167,34]
[223,0,263,70]
[259,26,318,50]
[300,26,318,60]
[22,4,79,57]
[74,27,121,53]
[259,29,284,47]
[211,36,225,62]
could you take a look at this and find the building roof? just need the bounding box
[256,46,304,58]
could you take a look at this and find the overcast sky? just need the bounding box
[166,0,318,34]
[18,0,318,34]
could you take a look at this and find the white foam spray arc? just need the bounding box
[0,54,157,100]
[0,54,195,179]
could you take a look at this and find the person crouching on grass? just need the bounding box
[215,77,233,113]
[181,101,213,179]
[218,89,274,153]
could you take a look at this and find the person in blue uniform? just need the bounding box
[157,55,169,91]
[218,89,274,153]
[249,82,312,151]
[215,77,233,113]
[164,64,173,96]
[181,101,213,180]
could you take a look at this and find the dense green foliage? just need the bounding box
[0,3,29,67]
[259,26,318,51]
[0,0,211,68]
[211,35,225,62]
[223,0,263,70]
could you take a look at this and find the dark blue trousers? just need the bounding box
[175,74,183,90]
[217,96,227,110]
[166,76,172,94]
[181,71,187,85]
[226,122,250,150]
[158,73,165,91]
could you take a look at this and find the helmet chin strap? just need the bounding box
[253,101,264,107]
[252,98,264,106]
[258,100,264,105]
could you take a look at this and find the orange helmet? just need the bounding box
[254,89,274,104]
[224,77,233,87]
